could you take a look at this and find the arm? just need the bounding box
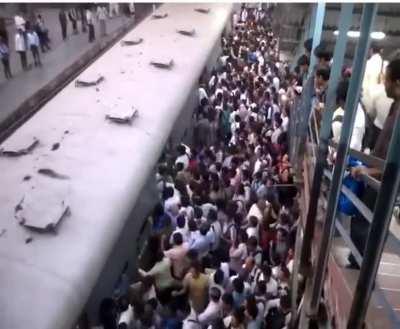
[263,298,280,317]
[172,274,189,296]
[351,166,381,180]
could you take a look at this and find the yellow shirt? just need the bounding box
[184,272,209,314]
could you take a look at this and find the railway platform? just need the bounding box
[0,4,152,141]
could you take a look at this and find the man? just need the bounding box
[189,223,212,259]
[164,232,189,280]
[297,54,309,87]
[15,29,28,71]
[362,43,393,151]
[175,144,190,170]
[170,215,189,244]
[173,260,209,314]
[97,5,108,37]
[221,292,235,327]
[349,58,400,268]
[68,8,79,35]
[264,295,291,329]
[297,41,332,141]
[59,9,68,40]
[27,27,41,67]
[331,79,365,151]
[86,8,95,42]
[198,287,222,326]
[0,36,12,79]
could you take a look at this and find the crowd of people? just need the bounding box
[0,4,137,81]
[74,2,400,329]
[92,5,305,329]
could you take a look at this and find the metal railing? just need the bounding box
[289,3,400,329]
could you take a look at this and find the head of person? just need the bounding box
[222,292,234,314]
[99,298,117,329]
[304,38,313,57]
[231,306,246,327]
[118,295,130,313]
[188,218,198,232]
[176,214,186,229]
[189,259,202,278]
[262,264,273,281]
[233,277,245,294]
[245,296,259,321]
[194,206,203,220]
[214,268,225,286]
[210,286,222,303]
[314,42,332,66]
[177,144,186,156]
[172,232,183,246]
[280,295,291,313]
[249,216,258,228]
[297,54,310,75]
[255,280,267,296]
[385,58,400,100]
[370,42,383,57]
[257,197,267,211]
[336,78,349,108]
[208,208,218,223]
[176,162,184,173]
[162,186,174,201]
[199,222,210,236]
[247,236,258,253]
[315,66,331,90]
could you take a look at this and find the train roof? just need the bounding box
[0,3,233,329]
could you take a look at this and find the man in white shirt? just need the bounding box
[331,79,365,151]
[198,287,222,326]
[175,144,190,170]
[86,8,95,42]
[15,29,28,71]
[170,215,189,244]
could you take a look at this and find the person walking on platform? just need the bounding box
[97,5,108,37]
[27,27,41,67]
[68,8,79,35]
[35,14,51,53]
[59,9,68,41]
[86,8,95,43]
[0,36,12,79]
[15,29,28,71]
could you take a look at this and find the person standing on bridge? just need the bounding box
[0,35,12,79]
[59,9,68,41]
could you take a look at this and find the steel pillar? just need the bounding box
[347,112,400,327]
[307,3,377,315]
[299,3,354,272]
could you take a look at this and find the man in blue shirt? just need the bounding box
[189,223,212,258]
